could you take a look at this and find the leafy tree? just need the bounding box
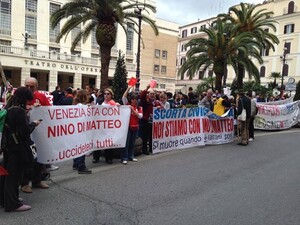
[112,51,128,104]
[51,0,158,90]
[195,76,215,95]
[179,19,261,92]
[269,72,281,89]
[219,3,279,89]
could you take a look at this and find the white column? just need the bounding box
[21,67,31,85]
[74,73,82,89]
[48,70,58,92]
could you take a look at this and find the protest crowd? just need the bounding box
[0,77,293,212]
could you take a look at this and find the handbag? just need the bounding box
[237,99,246,121]
[30,143,38,159]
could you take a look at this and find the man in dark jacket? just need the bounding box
[237,90,251,146]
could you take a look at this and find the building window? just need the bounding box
[0,0,11,35]
[180,57,186,65]
[25,0,37,12]
[91,53,99,58]
[126,23,134,51]
[155,49,160,58]
[200,24,206,30]
[287,1,295,14]
[198,70,204,79]
[191,27,197,34]
[261,47,269,56]
[71,25,81,47]
[182,29,187,38]
[162,50,167,59]
[284,24,294,34]
[154,64,159,73]
[161,66,167,74]
[49,47,60,53]
[49,3,60,43]
[181,44,187,52]
[25,0,37,40]
[260,66,266,77]
[0,39,10,45]
[160,84,166,89]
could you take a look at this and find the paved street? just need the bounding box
[1,129,300,225]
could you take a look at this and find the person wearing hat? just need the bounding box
[237,89,251,146]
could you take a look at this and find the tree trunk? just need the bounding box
[237,63,244,90]
[100,46,112,90]
[214,73,223,93]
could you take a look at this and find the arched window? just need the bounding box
[260,66,266,77]
[288,1,295,14]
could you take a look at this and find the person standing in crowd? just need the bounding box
[92,89,105,163]
[237,90,251,146]
[173,92,181,108]
[247,91,257,142]
[0,87,41,212]
[86,84,97,105]
[166,92,175,108]
[157,92,170,109]
[140,86,160,155]
[101,88,119,163]
[199,88,214,111]
[96,89,104,105]
[188,87,198,105]
[51,86,64,105]
[72,90,92,174]
[121,86,143,165]
[20,77,52,194]
[213,95,232,116]
[58,87,74,105]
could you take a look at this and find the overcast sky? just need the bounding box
[156,0,265,25]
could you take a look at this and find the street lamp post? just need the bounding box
[280,44,288,91]
[22,31,31,48]
[134,0,145,93]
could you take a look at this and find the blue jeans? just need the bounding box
[73,155,86,169]
[122,129,138,161]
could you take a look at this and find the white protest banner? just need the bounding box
[254,101,299,130]
[152,107,206,154]
[256,97,293,105]
[29,105,130,164]
[152,107,235,154]
[203,108,235,145]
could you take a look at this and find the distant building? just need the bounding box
[176,0,299,93]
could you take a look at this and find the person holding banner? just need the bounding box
[237,90,251,146]
[21,77,52,194]
[72,89,92,174]
[140,86,160,155]
[121,86,143,164]
[102,88,119,163]
[0,87,41,212]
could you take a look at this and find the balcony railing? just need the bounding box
[0,44,136,70]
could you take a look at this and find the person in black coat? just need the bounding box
[0,87,41,212]
[237,90,251,146]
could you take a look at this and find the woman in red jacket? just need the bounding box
[121,87,143,164]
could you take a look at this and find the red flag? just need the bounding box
[0,165,8,176]
[128,77,137,87]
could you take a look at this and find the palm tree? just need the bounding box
[51,0,158,90]
[269,72,281,89]
[179,19,261,92]
[219,3,279,89]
